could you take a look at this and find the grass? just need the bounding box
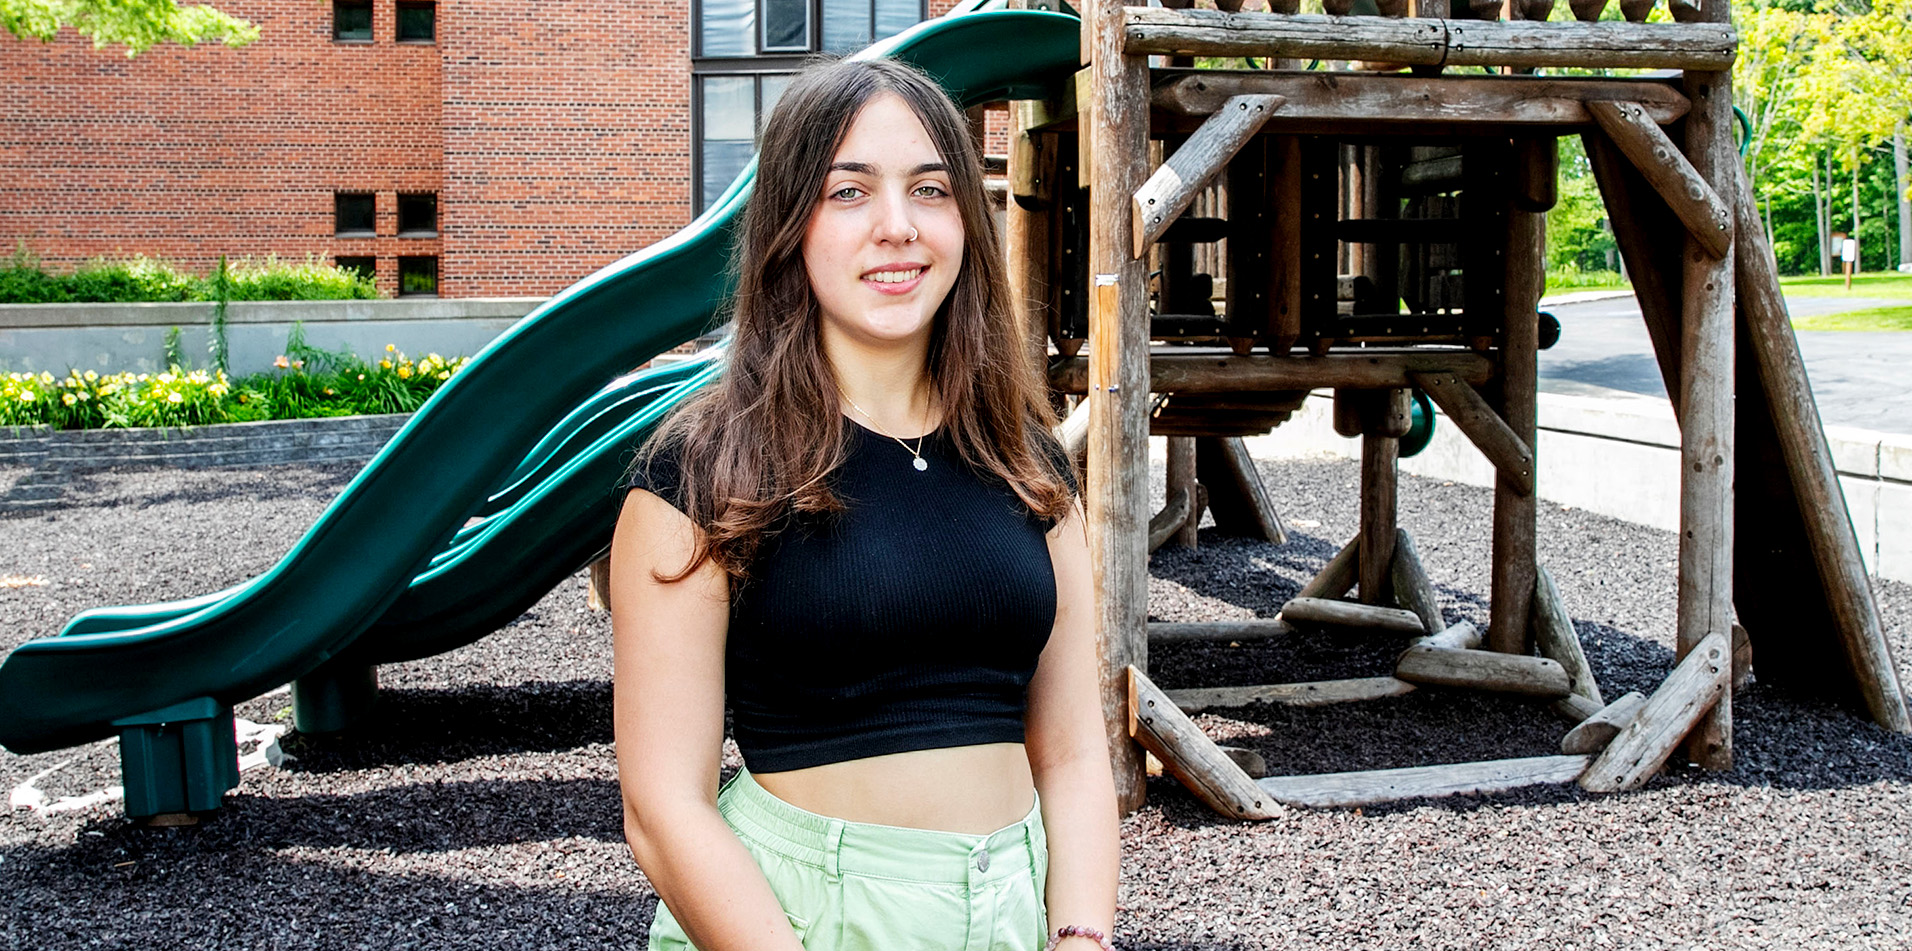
[1790,304,1912,332]
[1777,272,1912,299]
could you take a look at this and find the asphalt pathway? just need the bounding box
[1537,293,1912,435]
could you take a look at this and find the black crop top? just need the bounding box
[623,419,1076,773]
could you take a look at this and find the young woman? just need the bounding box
[608,58,1119,951]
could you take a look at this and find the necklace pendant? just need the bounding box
[912,456,929,472]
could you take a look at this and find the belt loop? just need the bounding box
[824,818,846,878]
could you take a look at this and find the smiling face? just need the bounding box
[801,92,965,356]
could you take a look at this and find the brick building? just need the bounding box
[0,0,963,298]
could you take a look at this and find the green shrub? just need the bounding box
[0,253,381,304]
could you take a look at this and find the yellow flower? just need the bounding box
[76,391,90,402]
[209,384,228,396]
[61,393,76,406]
[274,355,290,369]
[436,370,449,380]
[397,366,412,379]
[386,344,396,352]
[157,373,175,384]
[39,371,54,384]
[379,359,392,370]
[19,391,35,402]
[167,391,184,403]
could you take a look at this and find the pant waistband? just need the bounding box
[717,767,1042,885]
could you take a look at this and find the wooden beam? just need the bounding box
[1299,535,1361,600]
[1258,755,1592,809]
[1270,136,1303,352]
[1531,566,1604,706]
[1731,167,1912,733]
[1165,436,1199,549]
[1148,487,1196,552]
[1133,94,1282,256]
[1282,596,1428,636]
[1580,631,1729,792]
[1411,620,1482,651]
[1395,645,1573,697]
[1360,429,1400,606]
[1128,667,1282,819]
[1585,101,1732,260]
[1166,677,1417,713]
[1197,436,1287,543]
[1560,691,1647,755]
[1410,371,1536,496]
[1149,619,1294,643]
[1391,529,1447,636]
[1088,0,1153,814]
[1053,397,1091,459]
[1553,692,1606,724]
[1153,70,1691,130]
[1050,351,1495,394]
[1124,9,1736,71]
[1490,190,1545,655]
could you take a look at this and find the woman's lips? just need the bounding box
[862,265,926,295]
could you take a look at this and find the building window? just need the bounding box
[334,1,373,41]
[399,256,439,296]
[335,192,376,236]
[691,0,922,211]
[335,256,376,281]
[396,1,436,42]
[397,193,438,236]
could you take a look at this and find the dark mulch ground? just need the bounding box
[3,459,1910,950]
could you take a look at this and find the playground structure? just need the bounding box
[0,0,1906,822]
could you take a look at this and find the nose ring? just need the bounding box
[907,227,918,243]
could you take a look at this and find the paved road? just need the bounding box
[1537,294,1912,436]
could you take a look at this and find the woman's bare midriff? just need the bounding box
[750,742,1036,835]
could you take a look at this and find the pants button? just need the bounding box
[975,849,990,873]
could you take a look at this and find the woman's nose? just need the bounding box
[872,189,915,245]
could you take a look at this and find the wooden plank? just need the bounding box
[1088,0,1153,814]
[1049,351,1495,394]
[1489,198,1544,655]
[1166,677,1417,713]
[1411,620,1481,651]
[1258,755,1592,809]
[1128,667,1282,820]
[1125,9,1737,70]
[1196,436,1287,543]
[1585,101,1731,260]
[1299,535,1361,600]
[1153,70,1691,129]
[1395,645,1572,697]
[1730,167,1912,733]
[1133,94,1282,256]
[1149,619,1294,644]
[1676,62,1735,770]
[1410,371,1535,495]
[1282,596,1427,635]
[1360,431,1399,606]
[1580,631,1729,792]
[1391,528,1447,636]
[1531,566,1604,706]
[1560,691,1647,755]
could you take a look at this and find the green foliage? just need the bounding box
[1546,140,1615,275]
[1791,303,1912,331]
[1778,272,1912,298]
[208,255,230,374]
[1545,268,1627,292]
[163,326,185,369]
[1,0,257,56]
[0,254,380,304]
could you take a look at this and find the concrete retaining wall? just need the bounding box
[1246,390,1912,585]
[0,298,543,377]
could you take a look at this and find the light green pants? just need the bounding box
[646,766,1049,951]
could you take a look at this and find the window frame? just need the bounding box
[396,192,439,237]
[334,192,377,237]
[395,0,436,43]
[332,0,374,43]
[694,0,926,59]
[398,256,440,297]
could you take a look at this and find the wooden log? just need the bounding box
[1580,631,1729,792]
[1515,136,1558,214]
[1677,58,1736,769]
[1257,755,1592,809]
[1391,529,1446,636]
[1396,645,1572,697]
[1088,0,1153,814]
[1299,535,1361,601]
[1166,677,1417,713]
[1196,436,1287,543]
[1583,130,1685,403]
[1489,198,1544,655]
[1410,620,1481,650]
[1048,351,1494,394]
[1409,371,1535,496]
[1585,101,1732,260]
[1128,667,1282,820]
[1166,436,1199,549]
[1219,746,1269,779]
[1054,397,1091,459]
[1560,691,1648,755]
[1332,388,1365,438]
[1123,9,1738,71]
[1731,168,1910,732]
[1360,430,1400,606]
[1553,692,1605,724]
[1282,596,1427,636]
[1149,619,1294,643]
[1531,566,1605,706]
[1147,487,1195,552]
[1132,94,1283,257]
[1731,621,1753,691]
[1152,70,1691,131]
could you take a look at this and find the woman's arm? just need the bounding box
[610,489,806,951]
[1025,500,1121,946]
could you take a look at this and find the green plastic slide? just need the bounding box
[0,3,1082,809]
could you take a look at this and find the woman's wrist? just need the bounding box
[1045,925,1114,951]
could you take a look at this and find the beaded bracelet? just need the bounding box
[1044,925,1114,951]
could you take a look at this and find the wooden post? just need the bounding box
[1360,429,1399,607]
[1270,136,1304,353]
[1488,140,1548,654]
[1087,0,1153,814]
[1580,631,1729,792]
[1585,101,1732,260]
[1677,36,1736,770]
[1008,101,1053,358]
[1129,668,1281,820]
[1532,566,1604,706]
[1390,529,1446,636]
[1299,535,1361,601]
[1166,436,1200,549]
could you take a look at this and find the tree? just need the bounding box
[2,0,255,55]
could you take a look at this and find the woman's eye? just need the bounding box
[829,186,864,201]
[914,184,949,198]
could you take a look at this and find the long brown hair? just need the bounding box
[641,57,1072,582]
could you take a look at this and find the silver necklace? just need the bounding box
[841,393,930,471]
